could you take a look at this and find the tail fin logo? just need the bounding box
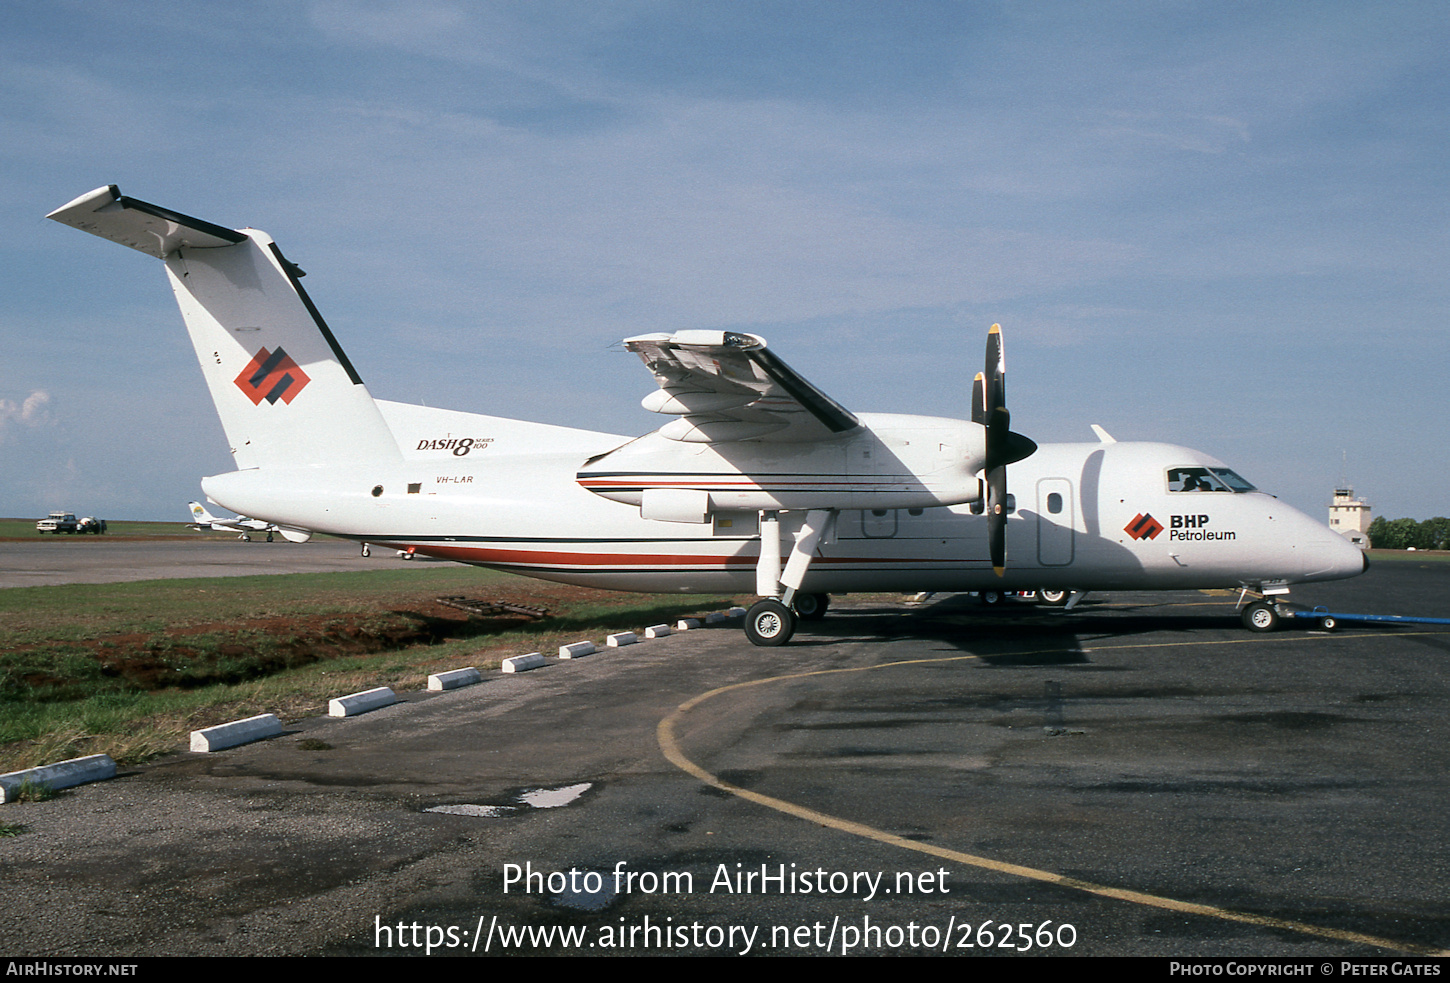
[235,347,311,405]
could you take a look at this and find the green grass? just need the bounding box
[0,517,206,539]
[1,516,349,540]
[8,778,56,802]
[0,567,496,648]
[0,567,737,771]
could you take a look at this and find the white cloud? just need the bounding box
[0,390,51,439]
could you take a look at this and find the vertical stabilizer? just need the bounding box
[48,186,402,470]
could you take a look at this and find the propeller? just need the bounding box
[972,324,1037,576]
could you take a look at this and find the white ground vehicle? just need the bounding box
[36,512,79,534]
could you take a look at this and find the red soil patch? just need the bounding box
[19,581,721,697]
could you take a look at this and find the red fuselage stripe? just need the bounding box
[414,544,969,567]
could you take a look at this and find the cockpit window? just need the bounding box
[1167,467,1256,493]
[1209,468,1255,492]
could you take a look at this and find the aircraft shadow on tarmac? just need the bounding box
[785,593,1242,666]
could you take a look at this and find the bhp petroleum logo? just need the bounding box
[235,347,310,405]
[1125,513,1164,541]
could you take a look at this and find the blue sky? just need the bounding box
[2,1,1446,522]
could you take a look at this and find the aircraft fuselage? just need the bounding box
[202,408,1365,596]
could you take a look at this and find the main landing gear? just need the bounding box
[746,509,837,647]
[743,592,831,647]
[745,599,796,646]
[792,592,830,620]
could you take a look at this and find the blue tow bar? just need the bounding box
[1291,606,1450,629]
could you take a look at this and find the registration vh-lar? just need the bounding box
[48,186,1367,645]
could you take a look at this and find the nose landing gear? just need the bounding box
[1241,600,1282,632]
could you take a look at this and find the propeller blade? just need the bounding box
[975,324,1036,576]
[984,323,1005,420]
[987,465,1007,576]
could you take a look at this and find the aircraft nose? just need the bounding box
[1320,525,1370,581]
[1292,511,1370,583]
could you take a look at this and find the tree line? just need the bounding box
[1367,516,1450,551]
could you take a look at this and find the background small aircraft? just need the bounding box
[53,187,1365,645]
[186,501,279,542]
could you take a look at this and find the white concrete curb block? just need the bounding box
[502,653,546,673]
[606,632,637,647]
[1,754,116,803]
[727,607,747,617]
[429,667,482,690]
[675,618,701,630]
[329,686,397,717]
[559,641,595,659]
[644,624,671,638]
[705,611,727,623]
[190,713,282,752]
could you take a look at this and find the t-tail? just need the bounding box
[47,186,402,470]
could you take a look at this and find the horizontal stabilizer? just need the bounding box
[47,186,246,259]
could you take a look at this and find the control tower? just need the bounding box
[1329,486,1372,549]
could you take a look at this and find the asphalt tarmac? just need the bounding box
[3,548,1448,958]
[0,538,417,589]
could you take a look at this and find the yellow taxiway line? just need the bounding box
[657,630,1449,956]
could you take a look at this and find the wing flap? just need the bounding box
[625,330,859,443]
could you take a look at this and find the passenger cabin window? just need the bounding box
[1047,492,1063,514]
[1167,467,1256,493]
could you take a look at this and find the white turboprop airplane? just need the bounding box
[186,501,282,542]
[49,186,1367,645]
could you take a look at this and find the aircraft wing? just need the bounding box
[625,330,860,443]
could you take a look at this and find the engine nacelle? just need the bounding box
[577,413,987,519]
